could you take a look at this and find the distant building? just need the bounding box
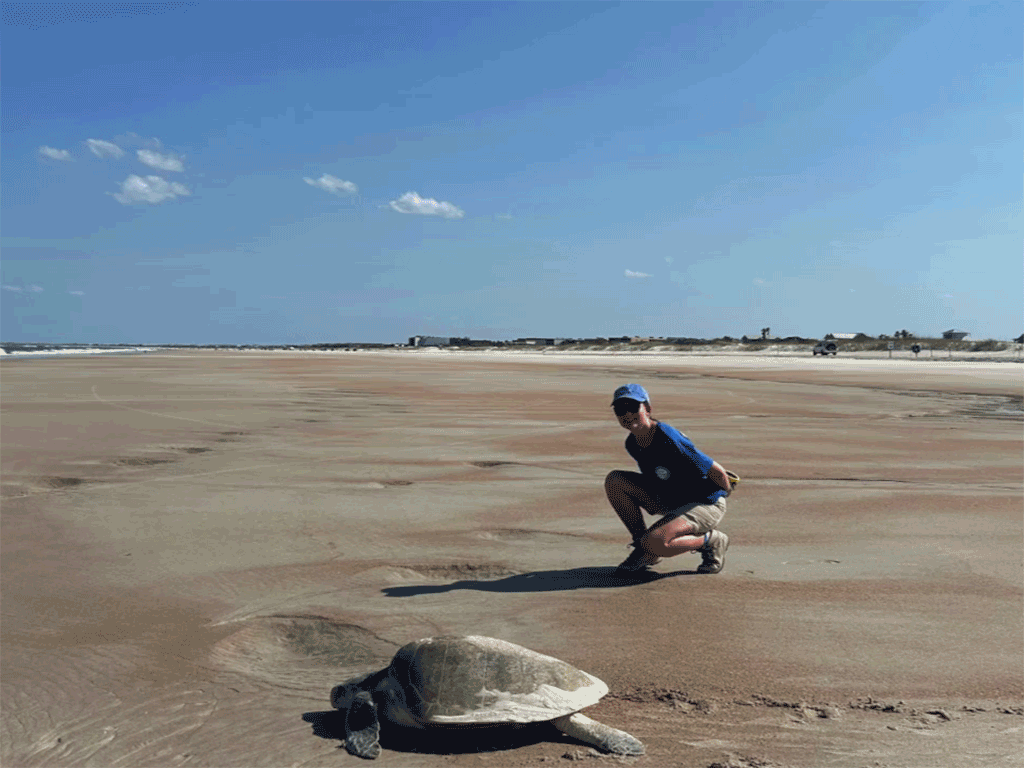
[825,333,860,340]
[513,337,564,346]
[942,330,969,340]
[409,335,451,347]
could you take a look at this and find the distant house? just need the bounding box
[409,336,450,347]
[942,329,969,340]
[513,338,564,346]
[824,333,859,340]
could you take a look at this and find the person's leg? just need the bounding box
[642,515,728,573]
[642,499,727,562]
[604,470,664,542]
[641,515,706,557]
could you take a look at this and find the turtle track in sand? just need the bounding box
[475,528,593,545]
[391,562,521,580]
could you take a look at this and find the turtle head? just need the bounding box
[331,680,366,710]
[330,669,389,708]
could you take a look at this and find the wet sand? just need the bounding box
[2,350,1021,767]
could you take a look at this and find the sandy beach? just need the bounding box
[2,350,1021,767]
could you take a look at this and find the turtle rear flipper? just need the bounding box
[552,712,645,756]
[344,690,382,759]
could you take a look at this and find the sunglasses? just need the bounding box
[612,400,643,416]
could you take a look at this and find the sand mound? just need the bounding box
[210,615,397,687]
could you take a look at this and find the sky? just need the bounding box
[2,1,1020,344]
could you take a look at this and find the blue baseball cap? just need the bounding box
[611,383,650,405]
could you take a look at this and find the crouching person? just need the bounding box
[605,383,732,576]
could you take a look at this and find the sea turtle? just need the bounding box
[330,635,645,758]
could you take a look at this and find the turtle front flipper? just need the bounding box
[342,689,382,759]
[551,712,645,756]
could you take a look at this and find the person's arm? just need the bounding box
[707,461,732,495]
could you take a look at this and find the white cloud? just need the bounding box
[304,174,358,195]
[68,290,85,296]
[137,149,184,172]
[3,284,43,292]
[39,146,72,161]
[389,191,464,219]
[87,139,124,158]
[664,256,674,264]
[111,175,190,205]
[625,269,651,278]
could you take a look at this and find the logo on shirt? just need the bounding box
[655,466,671,480]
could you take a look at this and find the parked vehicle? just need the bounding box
[812,340,837,356]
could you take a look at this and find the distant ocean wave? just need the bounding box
[0,344,160,359]
[0,344,404,358]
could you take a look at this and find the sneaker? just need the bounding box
[697,531,728,574]
[616,546,662,574]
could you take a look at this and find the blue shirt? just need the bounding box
[625,422,726,507]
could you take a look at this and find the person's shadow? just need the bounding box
[302,709,590,756]
[381,565,697,598]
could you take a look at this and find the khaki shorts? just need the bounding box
[660,497,726,535]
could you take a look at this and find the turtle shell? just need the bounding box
[386,635,608,725]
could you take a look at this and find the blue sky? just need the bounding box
[2,1,1020,344]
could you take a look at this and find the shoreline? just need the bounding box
[2,341,1022,366]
